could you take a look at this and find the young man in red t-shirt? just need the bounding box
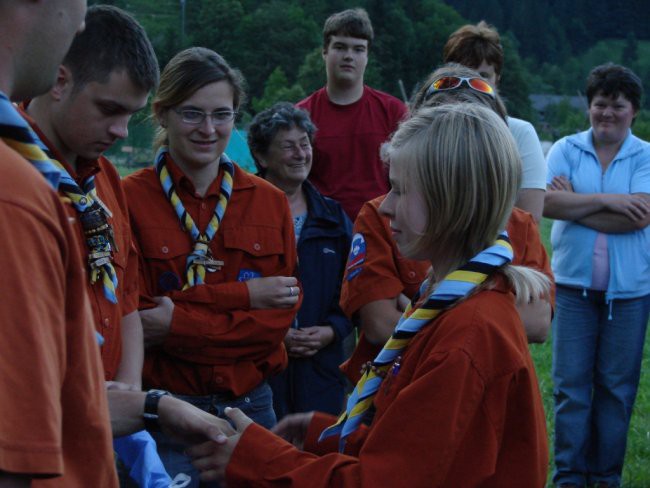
[297,8,407,221]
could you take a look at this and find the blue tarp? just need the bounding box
[226,128,256,174]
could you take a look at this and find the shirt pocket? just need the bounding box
[137,227,192,294]
[222,225,287,279]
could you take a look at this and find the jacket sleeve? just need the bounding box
[225,349,494,487]
[324,209,354,342]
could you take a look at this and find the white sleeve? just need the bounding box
[508,117,547,190]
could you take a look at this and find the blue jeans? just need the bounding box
[151,382,276,488]
[552,286,650,487]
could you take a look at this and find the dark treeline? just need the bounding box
[92,0,650,146]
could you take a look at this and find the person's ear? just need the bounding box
[50,65,73,101]
[154,102,168,128]
[253,151,268,169]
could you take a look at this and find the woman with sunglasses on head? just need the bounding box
[443,21,547,222]
[544,63,650,488]
[247,102,353,419]
[123,47,300,487]
[187,103,551,487]
[340,64,554,386]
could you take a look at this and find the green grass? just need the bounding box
[535,219,650,487]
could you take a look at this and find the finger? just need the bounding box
[224,407,253,431]
[199,469,223,482]
[186,440,216,458]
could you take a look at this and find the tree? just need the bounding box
[252,67,305,113]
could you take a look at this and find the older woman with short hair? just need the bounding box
[248,102,353,419]
[545,63,650,488]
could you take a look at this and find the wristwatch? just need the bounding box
[143,389,171,432]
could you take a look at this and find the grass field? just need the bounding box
[535,219,650,487]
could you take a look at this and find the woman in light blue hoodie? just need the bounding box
[545,63,650,488]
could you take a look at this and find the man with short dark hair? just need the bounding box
[0,3,231,486]
[297,8,406,220]
[21,4,159,390]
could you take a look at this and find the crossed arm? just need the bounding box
[544,175,650,233]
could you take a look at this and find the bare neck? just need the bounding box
[326,81,364,105]
[170,150,222,198]
[27,97,78,170]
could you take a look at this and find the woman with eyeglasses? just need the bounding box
[123,47,300,487]
[545,63,650,488]
[247,102,353,419]
[187,103,550,487]
[443,21,547,222]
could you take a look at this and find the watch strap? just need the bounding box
[143,389,170,432]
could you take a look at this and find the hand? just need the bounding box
[188,407,254,483]
[284,328,318,358]
[246,276,299,309]
[601,193,650,221]
[139,296,174,347]
[158,396,235,446]
[396,293,411,312]
[105,380,141,392]
[271,411,314,450]
[549,175,574,192]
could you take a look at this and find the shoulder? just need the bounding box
[122,166,157,191]
[507,116,535,135]
[364,86,407,114]
[234,165,285,198]
[0,141,64,224]
[296,88,326,111]
[423,284,528,374]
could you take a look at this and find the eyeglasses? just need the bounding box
[425,76,495,99]
[173,108,237,125]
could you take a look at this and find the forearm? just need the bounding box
[543,190,605,220]
[516,299,552,344]
[108,390,148,437]
[515,189,544,222]
[359,299,403,345]
[115,311,144,388]
[168,303,295,359]
[578,210,650,233]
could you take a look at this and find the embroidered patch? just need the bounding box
[346,267,363,281]
[322,247,336,255]
[158,271,182,292]
[237,269,262,282]
[345,233,366,281]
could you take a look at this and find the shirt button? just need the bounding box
[201,202,207,210]
[408,271,416,278]
[161,246,169,254]
[253,243,261,251]
[214,376,224,384]
[103,318,110,326]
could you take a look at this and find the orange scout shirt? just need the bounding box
[21,106,139,380]
[226,277,549,488]
[123,155,298,397]
[339,195,430,383]
[0,141,117,486]
[341,196,554,383]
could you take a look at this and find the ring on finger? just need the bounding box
[288,286,295,297]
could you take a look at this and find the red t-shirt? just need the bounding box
[124,155,299,396]
[297,86,407,220]
[0,141,116,486]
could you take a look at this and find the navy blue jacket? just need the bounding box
[269,181,353,417]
